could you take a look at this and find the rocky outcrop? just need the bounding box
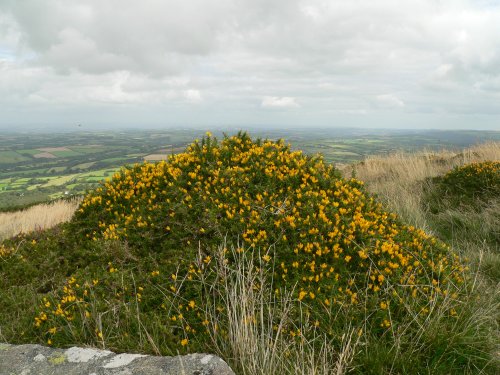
[0,343,235,374]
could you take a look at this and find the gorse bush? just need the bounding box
[423,161,500,247]
[34,133,463,348]
[427,161,500,212]
[2,133,498,373]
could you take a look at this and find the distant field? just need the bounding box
[33,152,56,159]
[0,165,122,210]
[37,147,71,152]
[0,151,30,163]
[50,150,83,157]
[144,154,169,161]
[18,149,42,156]
[70,146,106,153]
[0,128,498,210]
[70,162,96,170]
[41,175,78,187]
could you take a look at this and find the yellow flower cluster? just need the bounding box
[34,271,146,344]
[435,160,499,206]
[0,244,13,258]
[34,276,92,343]
[75,132,465,344]
[445,161,499,179]
[442,161,499,194]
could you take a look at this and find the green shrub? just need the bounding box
[4,133,496,373]
[424,161,500,246]
[427,161,500,212]
[54,133,464,346]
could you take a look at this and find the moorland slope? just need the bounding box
[1,134,498,374]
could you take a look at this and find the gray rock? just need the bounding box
[0,343,235,375]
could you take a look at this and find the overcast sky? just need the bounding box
[1,0,499,130]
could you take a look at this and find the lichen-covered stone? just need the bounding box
[0,343,235,375]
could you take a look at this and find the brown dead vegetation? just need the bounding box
[341,141,500,229]
[0,198,81,240]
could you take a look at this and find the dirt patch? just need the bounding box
[33,152,56,159]
[144,154,169,161]
[37,147,71,152]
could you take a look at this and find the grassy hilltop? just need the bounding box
[0,133,499,375]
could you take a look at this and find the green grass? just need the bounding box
[1,168,51,178]
[81,177,107,182]
[0,167,120,210]
[48,167,67,173]
[50,150,84,158]
[126,153,145,157]
[329,150,360,156]
[0,151,29,164]
[70,162,96,171]
[79,168,120,177]
[41,175,78,188]
[18,149,42,156]
[70,146,106,154]
[27,184,42,191]
[100,157,132,163]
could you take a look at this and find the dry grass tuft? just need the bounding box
[0,198,81,240]
[342,141,500,229]
[195,242,361,375]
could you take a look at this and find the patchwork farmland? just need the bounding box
[1,128,498,210]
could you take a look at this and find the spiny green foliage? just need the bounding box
[424,161,500,248]
[427,161,500,212]
[65,133,463,341]
[1,133,497,374]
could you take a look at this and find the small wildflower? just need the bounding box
[298,291,307,301]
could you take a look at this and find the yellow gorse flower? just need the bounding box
[70,132,466,344]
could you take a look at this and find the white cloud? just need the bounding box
[0,0,499,128]
[261,96,299,108]
[375,94,405,108]
[184,89,203,103]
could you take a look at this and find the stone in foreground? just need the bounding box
[0,343,235,374]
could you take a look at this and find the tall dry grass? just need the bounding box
[173,242,361,375]
[0,198,81,241]
[163,240,497,374]
[342,141,500,231]
[338,142,500,373]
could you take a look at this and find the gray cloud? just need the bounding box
[0,0,499,129]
